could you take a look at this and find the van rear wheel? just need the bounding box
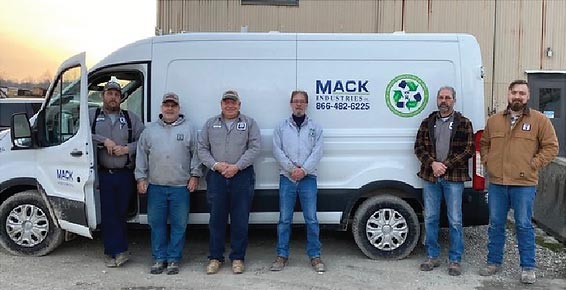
[352,194,419,260]
[0,190,64,256]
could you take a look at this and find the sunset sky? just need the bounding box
[0,0,156,82]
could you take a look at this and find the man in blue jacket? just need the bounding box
[270,90,325,273]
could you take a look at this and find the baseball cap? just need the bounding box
[162,92,179,104]
[103,81,121,92]
[222,90,239,101]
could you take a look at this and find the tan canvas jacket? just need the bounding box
[480,107,559,186]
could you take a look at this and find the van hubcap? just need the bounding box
[6,204,49,247]
[365,208,408,251]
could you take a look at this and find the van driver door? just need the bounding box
[34,52,97,238]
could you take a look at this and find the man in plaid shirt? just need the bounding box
[414,86,474,276]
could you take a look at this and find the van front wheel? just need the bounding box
[352,195,419,260]
[0,190,64,256]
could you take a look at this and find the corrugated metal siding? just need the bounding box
[542,0,566,70]
[158,0,380,33]
[491,0,544,111]
[376,0,403,32]
[157,0,565,115]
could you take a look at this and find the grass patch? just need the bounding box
[535,236,566,253]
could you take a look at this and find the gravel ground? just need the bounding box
[460,216,566,281]
[0,220,564,289]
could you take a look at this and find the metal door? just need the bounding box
[528,74,565,157]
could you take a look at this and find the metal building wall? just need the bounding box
[156,0,566,114]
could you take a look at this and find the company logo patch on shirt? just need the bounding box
[522,123,531,131]
[309,128,316,137]
[236,122,247,131]
[177,133,184,141]
[119,116,127,129]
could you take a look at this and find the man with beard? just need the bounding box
[270,90,325,273]
[479,80,558,284]
[90,81,144,267]
[414,86,474,276]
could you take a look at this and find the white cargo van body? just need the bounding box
[0,33,487,259]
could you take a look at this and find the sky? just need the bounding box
[0,0,156,82]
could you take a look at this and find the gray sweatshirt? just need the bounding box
[135,115,203,186]
[198,113,261,170]
[273,115,323,179]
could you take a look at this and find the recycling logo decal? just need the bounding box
[385,74,429,118]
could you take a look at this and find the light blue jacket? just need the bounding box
[272,115,323,179]
[135,115,203,186]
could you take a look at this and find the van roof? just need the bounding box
[91,32,476,72]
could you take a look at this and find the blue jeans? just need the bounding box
[99,170,134,257]
[147,184,190,263]
[486,183,536,269]
[277,175,321,258]
[423,178,464,262]
[206,166,255,262]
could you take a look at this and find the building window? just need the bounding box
[241,0,298,6]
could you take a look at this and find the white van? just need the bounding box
[0,32,487,259]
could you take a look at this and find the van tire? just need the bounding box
[0,190,64,256]
[352,194,419,260]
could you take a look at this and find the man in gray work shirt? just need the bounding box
[198,90,261,275]
[90,81,144,268]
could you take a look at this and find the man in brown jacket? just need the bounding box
[479,79,558,284]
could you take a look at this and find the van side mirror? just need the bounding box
[11,113,32,148]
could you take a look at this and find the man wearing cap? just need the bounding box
[198,90,261,274]
[135,92,203,275]
[90,81,144,267]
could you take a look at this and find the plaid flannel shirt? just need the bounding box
[414,111,475,182]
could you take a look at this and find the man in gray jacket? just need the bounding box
[135,92,203,275]
[270,90,325,273]
[198,90,261,274]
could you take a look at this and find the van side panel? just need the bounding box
[141,33,486,226]
[297,37,461,191]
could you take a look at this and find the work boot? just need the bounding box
[270,256,288,271]
[232,260,245,274]
[419,257,441,271]
[310,257,326,273]
[521,268,536,284]
[206,259,223,274]
[166,262,179,275]
[114,252,130,267]
[479,264,501,276]
[448,261,462,276]
[150,261,166,274]
[104,255,117,268]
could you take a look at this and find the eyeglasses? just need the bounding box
[290,100,307,104]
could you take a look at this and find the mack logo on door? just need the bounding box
[56,169,74,181]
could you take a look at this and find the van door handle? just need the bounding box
[70,149,83,157]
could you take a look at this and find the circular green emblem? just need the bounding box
[385,74,429,118]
